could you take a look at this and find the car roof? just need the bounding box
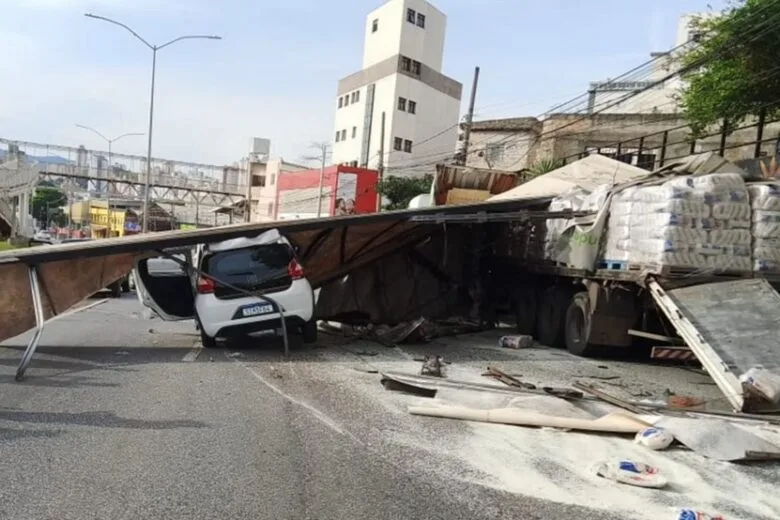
[205,228,290,253]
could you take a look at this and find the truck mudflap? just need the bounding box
[648,278,780,413]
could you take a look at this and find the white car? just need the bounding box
[134,229,318,348]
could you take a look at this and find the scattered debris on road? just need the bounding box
[593,459,668,489]
[420,355,444,377]
[498,335,534,349]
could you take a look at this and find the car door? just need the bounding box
[133,249,196,321]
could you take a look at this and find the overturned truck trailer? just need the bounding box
[0,196,560,379]
[452,152,780,413]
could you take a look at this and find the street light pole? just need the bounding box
[84,13,221,232]
[76,124,143,237]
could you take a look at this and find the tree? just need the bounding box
[678,0,780,137]
[31,186,67,226]
[376,174,433,210]
[527,157,564,177]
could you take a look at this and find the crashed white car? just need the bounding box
[134,229,318,348]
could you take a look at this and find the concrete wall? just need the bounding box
[464,129,539,171]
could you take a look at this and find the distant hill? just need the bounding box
[0,149,72,165]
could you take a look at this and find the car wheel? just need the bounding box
[200,329,218,349]
[302,321,318,344]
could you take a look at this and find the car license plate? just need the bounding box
[240,304,274,318]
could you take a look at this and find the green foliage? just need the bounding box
[376,174,433,210]
[31,186,67,226]
[527,157,565,177]
[679,0,780,137]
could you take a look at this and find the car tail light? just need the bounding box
[288,259,305,280]
[197,276,215,294]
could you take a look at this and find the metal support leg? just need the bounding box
[16,265,45,381]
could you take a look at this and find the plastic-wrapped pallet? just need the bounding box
[748,183,780,273]
[603,173,752,272]
[543,184,611,263]
[601,187,636,262]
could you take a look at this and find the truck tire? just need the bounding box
[302,320,318,344]
[514,288,538,336]
[564,291,597,357]
[536,285,570,348]
[120,276,131,293]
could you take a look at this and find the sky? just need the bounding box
[0,0,729,167]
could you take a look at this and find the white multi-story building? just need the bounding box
[332,0,463,176]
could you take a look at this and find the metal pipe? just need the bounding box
[16,266,45,381]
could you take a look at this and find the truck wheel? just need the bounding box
[302,321,318,344]
[564,291,597,357]
[536,285,570,348]
[514,288,538,336]
[120,277,131,293]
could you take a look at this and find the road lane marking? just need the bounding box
[182,345,202,362]
[50,298,109,323]
[225,352,361,442]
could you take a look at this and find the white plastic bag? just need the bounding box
[634,427,674,450]
[593,459,668,488]
[739,366,780,403]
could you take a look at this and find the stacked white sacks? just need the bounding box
[602,174,752,271]
[748,183,780,273]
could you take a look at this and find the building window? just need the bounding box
[270,174,275,185]
[267,202,274,217]
[404,139,413,153]
[338,97,343,108]
[341,129,347,141]
[344,95,349,107]
[354,90,360,103]
[408,100,417,114]
[335,131,340,143]
[406,8,416,23]
[397,97,407,111]
[352,126,357,138]
[393,137,403,151]
[401,56,412,72]
[485,143,505,164]
[372,19,378,33]
[412,60,421,75]
[416,13,426,28]
[350,92,356,103]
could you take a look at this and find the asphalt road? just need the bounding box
[0,293,633,520]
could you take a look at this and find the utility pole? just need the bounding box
[460,66,480,166]
[301,142,331,218]
[376,111,386,212]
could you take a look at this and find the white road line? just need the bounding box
[225,351,361,442]
[50,298,109,323]
[182,345,202,362]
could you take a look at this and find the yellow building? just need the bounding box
[89,200,142,238]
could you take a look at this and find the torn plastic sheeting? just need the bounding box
[655,416,780,462]
[407,404,658,434]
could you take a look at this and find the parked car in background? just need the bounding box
[134,229,318,348]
